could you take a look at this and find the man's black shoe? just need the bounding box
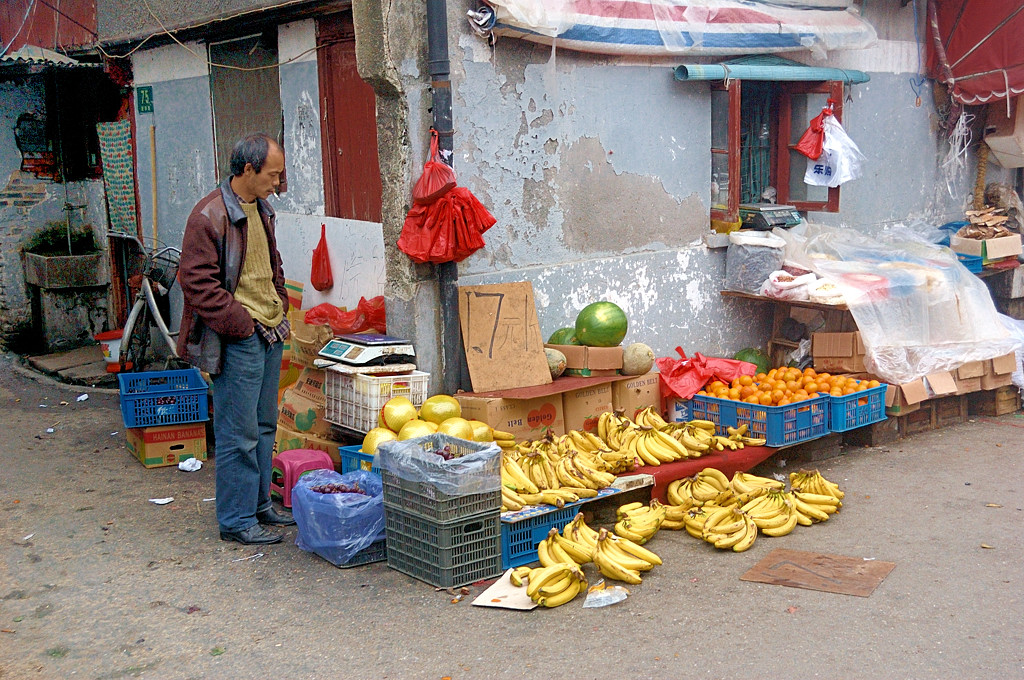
[220,524,283,545]
[256,507,296,526]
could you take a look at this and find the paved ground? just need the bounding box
[1,352,1022,679]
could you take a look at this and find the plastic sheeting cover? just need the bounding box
[486,0,876,57]
[376,434,501,498]
[775,223,1021,384]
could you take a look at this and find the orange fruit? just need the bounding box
[771,389,785,403]
[777,398,791,406]
[740,385,756,399]
[817,373,831,381]
[791,393,806,402]
[857,382,870,391]
[708,381,725,391]
[804,382,818,393]
[756,372,767,381]
[843,387,857,395]
[830,388,843,397]
[696,390,707,396]
[758,393,773,405]
[803,367,816,375]
[739,375,753,387]
[868,379,880,388]
[728,387,741,400]
[785,380,802,392]
[767,369,778,380]
[745,395,760,404]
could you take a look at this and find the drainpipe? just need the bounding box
[425,0,464,395]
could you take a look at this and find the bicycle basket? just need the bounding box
[145,250,180,290]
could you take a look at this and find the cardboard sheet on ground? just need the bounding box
[458,281,551,392]
[472,569,537,610]
[741,548,895,597]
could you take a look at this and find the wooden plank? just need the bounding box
[842,416,899,447]
[27,345,104,374]
[968,386,1022,416]
[741,548,895,597]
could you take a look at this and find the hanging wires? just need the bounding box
[1,0,39,59]
[940,109,974,200]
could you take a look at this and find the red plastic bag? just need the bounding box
[412,129,457,205]
[794,100,835,161]
[655,348,757,401]
[311,224,333,291]
[399,187,495,264]
[304,296,386,335]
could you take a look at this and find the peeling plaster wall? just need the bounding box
[0,78,108,347]
[276,19,325,216]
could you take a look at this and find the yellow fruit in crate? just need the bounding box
[378,411,387,429]
[437,417,474,440]
[382,396,417,432]
[398,419,436,440]
[361,427,397,456]
[419,394,461,425]
[467,419,494,442]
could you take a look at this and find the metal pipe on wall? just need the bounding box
[425,0,465,395]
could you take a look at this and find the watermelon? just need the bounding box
[575,301,628,347]
[735,347,770,375]
[547,327,579,345]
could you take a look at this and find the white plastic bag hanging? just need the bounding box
[804,114,865,188]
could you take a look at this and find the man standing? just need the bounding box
[178,133,295,545]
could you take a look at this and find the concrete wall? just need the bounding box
[129,19,384,317]
[358,1,1002,391]
[0,77,108,349]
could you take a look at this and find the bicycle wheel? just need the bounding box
[120,299,152,371]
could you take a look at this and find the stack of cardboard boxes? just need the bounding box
[811,331,1019,426]
[273,310,347,468]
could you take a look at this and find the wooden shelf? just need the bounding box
[720,289,849,312]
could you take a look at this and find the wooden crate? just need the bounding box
[842,416,899,447]
[967,386,1022,416]
[933,394,968,429]
[897,403,936,438]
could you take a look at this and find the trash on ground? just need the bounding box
[76,394,88,402]
[230,553,263,562]
[471,570,537,610]
[178,458,202,472]
[148,497,174,505]
[583,580,630,608]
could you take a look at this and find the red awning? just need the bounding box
[926,0,1024,106]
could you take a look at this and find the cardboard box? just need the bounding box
[278,387,332,438]
[274,425,305,456]
[293,367,326,403]
[546,344,623,377]
[981,371,1014,390]
[562,382,613,433]
[882,371,958,416]
[289,311,334,369]
[611,372,660,420]
[984,94,1024,168]
[126,423,207,468]
[980,352,1017,390]
[954,376,983,395]
[949,233,1023,264]
[812,332,866,373]
[455,394,565,440]
[666,397,691,423]
[956,360,986,380]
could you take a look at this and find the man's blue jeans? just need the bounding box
[212,333,283,533]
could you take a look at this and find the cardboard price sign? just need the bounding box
[458,282,552,392]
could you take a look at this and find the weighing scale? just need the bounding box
[317,334,416,366]
[739,203,803,230]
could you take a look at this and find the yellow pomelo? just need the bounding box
[361,427,397,455]
[382,396,418,432]
[437,417,474,440]
[419,394,461,424]
[467,419,494,442]
[377,411,387,429]
[398,419,436,440]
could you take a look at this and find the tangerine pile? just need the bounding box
[696,367,880,407]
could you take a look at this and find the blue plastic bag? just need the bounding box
[292,469,385,567]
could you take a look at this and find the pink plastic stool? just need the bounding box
[270,449,334,508]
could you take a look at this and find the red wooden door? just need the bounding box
[317,12,383,222]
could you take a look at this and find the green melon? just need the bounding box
[735,347,770,375]
[575,301,628,347]
[545,348,567,379]
[547,327,580,345]
[621,342,655,376]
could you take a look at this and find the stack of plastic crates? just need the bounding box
[324,369,429,434]
[377,434,503,588]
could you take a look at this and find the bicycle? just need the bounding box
[108,233,182,372]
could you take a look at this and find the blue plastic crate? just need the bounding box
[339,444,382,475]
[499,487,624,568]
[828,384,887,432]
[118,368,209,428]
[955,252,983,273]
[690,393,829,447]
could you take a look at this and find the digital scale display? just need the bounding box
[318,334,416,366]
[739,203,803,230]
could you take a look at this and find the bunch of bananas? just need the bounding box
[592,527,662,584]
[701,505,758,552]
[731,471,786,495]
[790,490,842,522]
[537,527,591,567]
[500,431,622,511]
[598,410,704,467]
[740,490,799,537]
[666,467,734,507]
[613,500,666,544]
[492,428,517,450]
[790,469,845,500]
[509,562,589,607]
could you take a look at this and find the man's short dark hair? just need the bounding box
[229,133,280,176]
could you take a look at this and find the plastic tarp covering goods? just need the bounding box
[485,0,877,56]
[779,223,1021,385]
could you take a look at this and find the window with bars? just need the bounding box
[711,79,844,225]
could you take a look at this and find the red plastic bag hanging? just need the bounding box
[412,129,457,205]
[655,348,757,401]
[304,296,386,335]
[794,99,835,161]
[310,223,333,291]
